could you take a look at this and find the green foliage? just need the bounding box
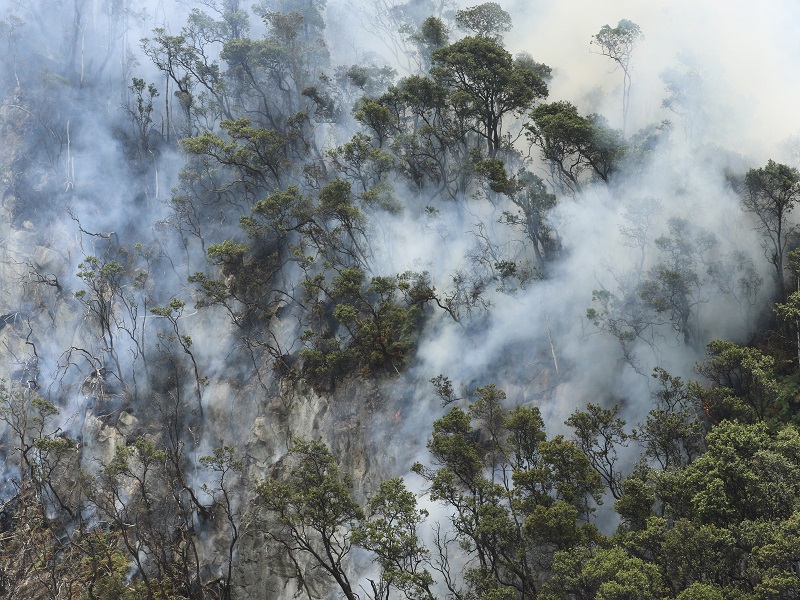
[455,2,512,40]
[525,434,604,517]
[407,16,450,70]
[566,403,629,499]
[632,367,705,469]
[300,269,438,389]
[474,157,515,194]
[430,373,458,405]
[257,438,362,599]
[190,179,375,333]
[200,445,243,474]
[502,170,559,268]
[258,438,363,530]
[591,20,644,69]
[528,101,624,193]
[638,217,718,346]
[16,2,800,598]
[695,340,783,423]
[686,421,800,524]
[609,420,800,597]
[775,369,800,424]
[352,478,435,599]
[675,583,730,600]
[127,77,160,157]
[433,35,549,158]
[328,132,397,206]
[413,384,604,597]
[776,291,800,325]
[207,239,251,262]
[591,19,644,135]
[613,473,654,531]
[76,257,125,289]
[739,160,800,299]
[181,118,291,190]
[76,531,143,600]
[341,64,397,97]
[542,546,667,600]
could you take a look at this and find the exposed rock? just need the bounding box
[117,411,138,436]
[82,414,125,469]
[32,245,65,274]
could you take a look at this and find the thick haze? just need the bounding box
[1,0,798,541]
[0,0,800,458]
[370,0,797,439]
[506,0,800,159]
[0,0,800,460]
[1,0,800,595]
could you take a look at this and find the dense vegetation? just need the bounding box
[2,1,800,598]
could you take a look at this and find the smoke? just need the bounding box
[365,0,795,423]
[1,0,799,593]
[351,0,796,544]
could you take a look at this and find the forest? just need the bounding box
[2,0,800,598]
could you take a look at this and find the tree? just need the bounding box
[299,268,444,388]
[501,171,559,269]
[192,0,250,41]
[126,77,160,160]
[661,54,706,143]
[327,132,396,205]
[565,404,629,500]
[72,240,153,400]
[94,437,200,598]
[258,439,437,600]
[775,248,800,368]
[541,546,667,600]
[611,421,800,597]
[361,72,472,200]
[353,0,455,75]
[257,438,363,600]
[199,447,243,600]
[638,217,718,347]
[413,384,603,598]
[633,368,705,470]
[180,118,292,199]
[527,101,623,194]
[0,382,80,522]
[432,36,549,158]
[618,197,662,279]
[587,289,653,374]
[141,28,198,139]
[231,4,330,122]
[694,340,782,423]
[150,298,205,420]
[408,15,449,72]
[591,19,643,137]
[738,159,800,301]
[352,478,436,600]
[455,2,512,41]
[665,420,800,525]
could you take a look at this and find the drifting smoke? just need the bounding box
[356,1,799,455]
[1,0,799,594]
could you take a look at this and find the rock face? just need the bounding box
[0,154,395,598]
[230,377,387,598]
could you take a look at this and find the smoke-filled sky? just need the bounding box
[507,0,800,160]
